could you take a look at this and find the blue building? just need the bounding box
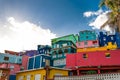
[9,75,16,80]
[27,54,52,70]
[37,45,51,55]
[116,32,120,48]
[0,53,22,64]
[99,32,116,47]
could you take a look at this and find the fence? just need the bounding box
[54,73,120,80]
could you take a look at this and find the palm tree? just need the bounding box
[99,0,120,32]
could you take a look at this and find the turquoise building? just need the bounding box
[79,30,97,42]
[51,40,76,68]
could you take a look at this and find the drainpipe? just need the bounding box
[98,66,101,74]
[77,69,80,76]
[45,66,49,80]
[98,69,101,74]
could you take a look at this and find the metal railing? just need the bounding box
[54,73,120,80]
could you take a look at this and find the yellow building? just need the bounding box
[77,42,117,52]
[16,67,69,80]
[106,42,117,50]
[77,47,107,52]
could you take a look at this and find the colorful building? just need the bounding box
[51,34,78,45]
[51,40,76,68]
[21,55,29,71]
[77,42,117,52]
[76,40,99,48]
[37,45,51,55]
[99,32,116,47]
[78,30,97,42]
[5,50,19,56]
[1,30,120,79]
[0,53,22,64]
[66,49,120,75]
[19,50,38,57]
[28,54,52,70]
[0,68,10,80]
[116,32,120,48]
[0,55,29,75]
[16,67,69,80]
[9,75,16,80]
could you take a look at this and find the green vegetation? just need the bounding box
[99,0,120,32]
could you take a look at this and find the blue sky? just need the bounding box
[1,0,110,52]
[0,0,101,36]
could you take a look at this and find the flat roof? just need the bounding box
[17,67,71,73]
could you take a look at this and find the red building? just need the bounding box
[66,49,120,75]
[4,50,19,56]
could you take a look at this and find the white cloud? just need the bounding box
[89,11,109,29]
[0,17,56,52]
[83,12,94,17]
[83,9,112,31]
[83,9,103,17]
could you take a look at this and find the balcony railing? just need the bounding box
[54,72,120,80]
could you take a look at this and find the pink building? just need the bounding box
[76,40,99,48]
[0,63,20,74]
[21,55,29,70]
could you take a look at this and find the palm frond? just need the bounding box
[99,0,105,8]
[99,0,120,32]
[100,19,109,29]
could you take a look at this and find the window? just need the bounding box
[4,56,9,61]
[111,36,114,40]
[35,74,41,80]
[83,54,88,59]
[78,43,81,46]
[62,43,67,47]
[46,50,50,54]
[81,32,84,34]
[93,41,97,46]
[92,41,97,44]
[20,66,24,71]
[64,49,68,53]
[45,59,50,66]
[84,41,88,45]
[53,59,66,66]
[56,44,59,48]
[103,37,106,41]
[19,76,23,80]
[86,36,88,39]
[105,53,110,58]
[19,59,21,61]
[10,65,14,71]
[112,42,115,45]
[27,75,31,80]
[58,49,63,54]
[53,51,57,54]
[53,51,57,58]
[43,59,45,62]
